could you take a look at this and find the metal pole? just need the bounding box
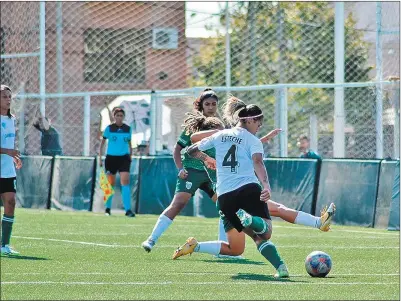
[39,1,46,115]
[279,88,288,157]
[274,89,280,156]
[149,91,156,156]
[394,82,400,159]
[155,93,163,154]
[309,114,318,152]
[249,2,257,86]
[83,95,91,156]
[375,2,384,158]
[334,2,345,158]
[18,87,26,154]
[225,2,231,94]
[56,1,64,148]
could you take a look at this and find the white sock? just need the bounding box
[149,214,173,242]
[218,218,228,242]
[294,211,321,228]
[195,241,222,255]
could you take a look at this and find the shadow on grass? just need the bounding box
[1,255,49,261]
[232,273,306,283]
[200,258,265,265]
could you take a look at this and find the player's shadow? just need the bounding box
[232,273,306,283]
[200,258,265,265]
[0,255,49,261]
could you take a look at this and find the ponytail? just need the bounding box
[222,96,246,126]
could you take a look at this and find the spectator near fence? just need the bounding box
[33,112,63,156]
[297,134,321,160]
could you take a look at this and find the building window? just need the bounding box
[84,28,146,83]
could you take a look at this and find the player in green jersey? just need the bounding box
[142,89,223,253]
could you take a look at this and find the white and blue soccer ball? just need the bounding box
[305,251,332,277]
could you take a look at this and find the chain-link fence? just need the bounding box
[1,1,399,158]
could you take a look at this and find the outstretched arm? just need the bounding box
[190,129,219,143]
[187,143,216,170]
[260,128,282,144]
[252,153,271,202]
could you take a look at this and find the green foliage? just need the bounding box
[189,2,375,157]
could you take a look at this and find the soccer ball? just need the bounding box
[305,251,332,277]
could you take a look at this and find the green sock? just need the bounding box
[257,240,284,269]
[1,215,14,247]
[250,216,269,235]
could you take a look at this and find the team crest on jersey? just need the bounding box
[185,181,192,190]
[1,122,5,128]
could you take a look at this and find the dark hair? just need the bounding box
[113,107,125,116]
[193,88,219,112]
[221,96,246,126]
[298,134,309,142]
[236,104,263,121]
[0,84,13,118]
[182,111,224,134]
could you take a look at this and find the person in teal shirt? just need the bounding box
[297,134,322,160]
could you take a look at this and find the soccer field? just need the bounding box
[1,209,399,300]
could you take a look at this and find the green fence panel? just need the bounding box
[50,156,95,211]
[316,159,381,227]
[374,161,398,228]
[138,156,194,216]
[15,156,53,208]
[264,158,319,214]
[92,156,139,213]
[388,161,400,231]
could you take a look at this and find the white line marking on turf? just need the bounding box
[4,272,399,277]
[1,281,399,286]
[12,236,399,249]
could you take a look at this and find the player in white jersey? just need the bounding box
[191,97,335,235]
[0,85,22,256]
[173,97,289,278]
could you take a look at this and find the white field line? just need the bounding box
[3,272,399,277]
[1,281,399,286]
[12,236,400,249]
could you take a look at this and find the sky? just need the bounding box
[185,1,238,38]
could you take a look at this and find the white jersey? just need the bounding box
[198,127,263,196]
[1,115,16,178]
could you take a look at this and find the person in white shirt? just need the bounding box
[172,96,289,278]
[0,85,22,256]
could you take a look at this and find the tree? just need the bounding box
[189,2,375,157]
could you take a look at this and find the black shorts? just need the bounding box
[105,155,131,175]
[0,177,17,194]
[217,183,270,232]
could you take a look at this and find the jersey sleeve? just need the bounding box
[177,130,191,148]
[249,137,264,157]
[198,132,218,151]
[103,126,110,139]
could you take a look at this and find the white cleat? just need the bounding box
[1,245,20,256]
[141,239,155,253]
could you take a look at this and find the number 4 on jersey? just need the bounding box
[223,145,239,173]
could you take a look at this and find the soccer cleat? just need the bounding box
[236,209,253,228]
[125,210,135,217]
[142,239,155,253]
[1,245,20,256]
[274,264,289,279]
[105,208,111,216]
[172,237,198,260]
[319,203,336,232]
